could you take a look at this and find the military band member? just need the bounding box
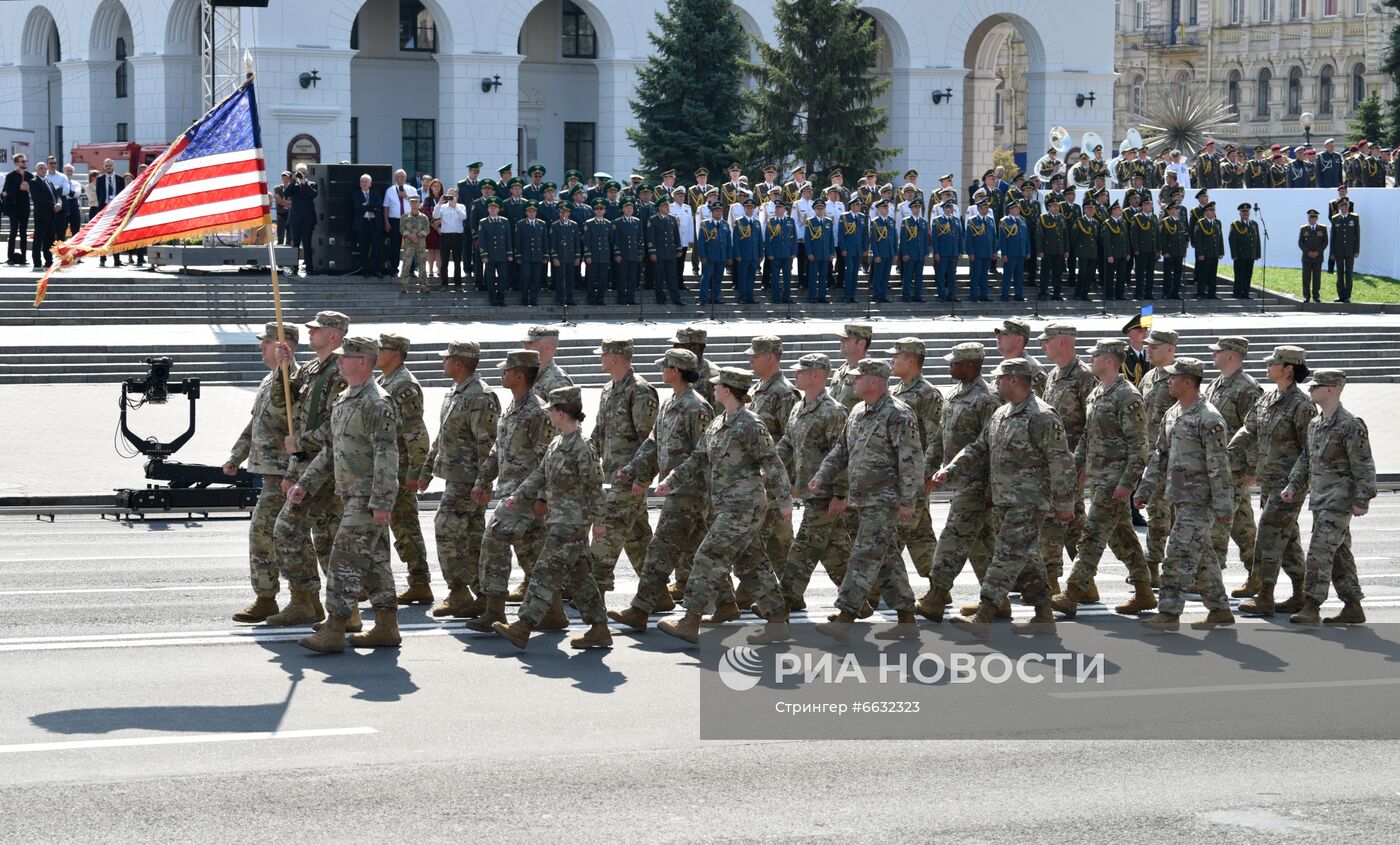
[1299,208,1328,303]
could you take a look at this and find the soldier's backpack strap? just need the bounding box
[304,361,339,433]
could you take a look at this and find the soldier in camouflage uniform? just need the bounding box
[419,340,501,619]
[886,337,943,579]
[811,359,924,642]
[1051,339,1153,617]
[225,322,305,623]
[1035,323,1097,592]
[745,336,801,610]
[671,327,718,407]
[467,350,554,634]
[374,333,432,605]
[1133,358,1235,630]
[775,354,854,611]
[918,343,1002,622]
[1139,329,1179,585]
[1230,345,1316,616]
[1282,369,1376,625]
[292,336,402,653]
[398,195,431,292]
[268,311,350,627]
[589,338,660,593]
[992,318,1047,397]
[932,358,1076,629]
[830,323,873,409]
[492,386,613,651]
[1202,336,1264,596]
[653,368,792,645]
[608,349,714,631]
[523,326,574,404]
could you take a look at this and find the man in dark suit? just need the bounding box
[456,161,483,288]
[1298,208,1328,303]
[284,168,319,276]
[94,159,125,266]
[28,161,61,269]
[352,173,382,277]
[2,153,33,265]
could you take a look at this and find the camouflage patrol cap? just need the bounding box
[656,348,699,370]
[497,349,541,370]
[745,335,783,355]
[885,336,925,357]
[378,332,411,353]
[1090,338,1127,358]
[526,325,560,340]
[993,318,1032,340]
[711,366,754,393]
[1035,323,1078,341]
[1145,329,1179,347]
[1263,345,1307,366]
[439,340,481,359]
[672,326,708,344]
[548,386,582,406]
[256,322,299,343]
[305,310,350,333]
[1208,336,1249,355]
[943,342,986,362]
[595,337,634,356]
[838,323,873,340]
[1163,357,1205,378]
[1309,368,1346,388]
[792,352,831,372]
[990,358,1032,378]
[336,335,379,358]
[852,358,892,379]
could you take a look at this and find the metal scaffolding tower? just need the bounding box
[201,0,243,109]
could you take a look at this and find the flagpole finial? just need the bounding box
[244,51,254,78]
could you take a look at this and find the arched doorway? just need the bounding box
[963,16,1040,187]
[154,0,202,141]
[90,0,136,144]
[21,6,62,162]
[517,0,607,177]
[349,0,443,180]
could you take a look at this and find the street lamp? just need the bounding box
[1300,111,1314,147]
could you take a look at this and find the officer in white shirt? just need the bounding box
[1166,150,1191,190]
[671,186,694,287]
[433,189,469,287]
[383,168,413,275]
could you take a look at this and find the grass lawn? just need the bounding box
[1213,265,1400,302]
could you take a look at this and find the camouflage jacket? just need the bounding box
[945,394,1075,512]
[694,358,718,406]
[624,386,713,499]
[890,377,945,473]
[1227,384,1316,489]
[1287,405,1377,513]
[1202,368,1263,436]
[400,210,430,243]
[1136,398,1233,517]
[925,377,1000,493]
[515,429,604,526]
[590,369,659,477]
[1076,376,1147,490]
[376,365,430,481]
[1139,365,1175,454]
[531,361,575,404]
[1043,357,1097,452]
[286,354,347,475]
[419,374,501,486]
[666,408,792,513]
[230,368,294,476]
[830,360,862,409]
[297,380,400,512]
[777,391,848,501]
[751,373,800,443]
[480,391,552,498]
[814,393,921,509]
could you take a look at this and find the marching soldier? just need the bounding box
[831,323,872,409]
[374,334,432,606]
[1037,323,1099,595]
[582,198,614,306]
[1139,329,1178,585]
[993,318,1047,396]
[671,327,717,406]
[1330,198,1360,303]
[1203,337,1264,597]
[524,326,574,404]
[1299,208,1328,303]
[887,338,943,582]
[1227,203,1261,299]
[748,337,801,606]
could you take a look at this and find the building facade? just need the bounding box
[1114,0,1398,149]
[0,0,1114,187]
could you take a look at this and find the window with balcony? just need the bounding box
[1230,0,1244,23]
[1289,0,1307,19]
[1324,0,1339,16]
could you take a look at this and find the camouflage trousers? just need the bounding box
[248,474,292,597]
[478,494,545,596]
[324,497,396,620]
[928,491,994,591]
[520,523,606,626]
[763,506,795,580]
[1301,508,1365,605]
[897,494,937,579]
[671,507,714,588]
[273,477,343,593]
[389,481,428,584]
[1067,483,1150,590]
[1214,483,1257,571]
[589,486,652,592]
[1145,491,1174,566]
[835,505,915,616]
[399,242,428,287]
[1157,504,1229,615]
[683,504,785,619]
[631,494,708,612]
[979,506,1051,607]
[1039,483,1086,580]
[433,480,485,592]
[1253,484,1307,586]
[778,498,853,605]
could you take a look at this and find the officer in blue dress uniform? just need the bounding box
[477,196,513,306]
[805,198,836,303]
[931,198,963,301]
[764,199,797,304]
[548,200,581,306]
[964,196,998,302]
[582,198,614,305]
[731,197,764,304]
[696,201,733,304]
[612,197,645,306]
[897,198,930,302]
[997,202,1031,301]
[867,198,897,302]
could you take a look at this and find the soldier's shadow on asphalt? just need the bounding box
[259,641,420,702]
[1083,613,1290,673]
[30,700,297,736]
[455,630,629,693]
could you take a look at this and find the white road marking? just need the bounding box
[0,727,376,755]
[0,584,249,596]
[0,554,242,563]
[1049,678,1400,700]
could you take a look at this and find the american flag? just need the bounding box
[36,77,270,305]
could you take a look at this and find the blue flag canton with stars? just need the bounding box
[174,80,263,162]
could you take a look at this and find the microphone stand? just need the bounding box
[1253,203,1276,317]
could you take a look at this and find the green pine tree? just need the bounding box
[626,0,746,181]
[1382,0,1400,145]
[731,0,899,186]
[1349,92,1386,146]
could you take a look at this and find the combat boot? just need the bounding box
[950,599,999,635]
[396,583,434,605]
[1288,598,1321,625]
[1012,604,1055,633]
[537,594,570,631]
[653,589,676,613]
[570,623,613,649]
[658,609,703,643]
[855,601,875,619]
[1231,569,1260,599]
[1190,608,1236,629]
[814,610,856,643]
[873,610,920,640]
[430,588,477,618]
[734,583,755,610]
[312,602,361,633]
[1324,601,1366,625]
[607,606,649,632]
[232,596,279,624]
[668,581,687,601]
[1047,576,1062,597]
[356,589,368,603]
[703,601,741,625]
[1084,579,1100,603]
[786,596,807,613]
[868,586,882,609]
[465,595,508,632]
[1050,583,1093,618]
[264,590,322,627]
[298,614,347,653]
[349,608,402,648]
[1148,561,1161,588]
[915,587,951,622]
[747,613,792,645]
[960,596,1013,619]
[1238,582,1276,616]
[312,592,325,620]
[1114,581,1158,615]
[1141,611,1180,632]
[493,618,533,649]
[506,576,531,604]
[1275,575,1306,614]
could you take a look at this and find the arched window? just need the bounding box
[1257,68,1272,117]
[561,0,597,59]
[114,37,128,99]
[1352,63,1366,110]
[1131,74,1145,115]
[1227,70,1242,117]
[1287,66,1303,115]
[1319,65,1334,114]
[1175,70,1192,102]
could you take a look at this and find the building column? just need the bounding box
[961,73,998,188]
[56,60,118,153]
[437,52,522,179]
[248,47,354,171]
[890,67,967,188]
[1024,71,1115,163]
[127,54,200,143]
[594,58,643,178]
[0,65,49,158]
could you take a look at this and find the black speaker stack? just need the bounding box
[306,163,392,274]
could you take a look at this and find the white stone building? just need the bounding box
[0,0,1115,187]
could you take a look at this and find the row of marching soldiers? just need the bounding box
[225,311,1376,653]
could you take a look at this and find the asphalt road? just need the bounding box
[4,497,1400,843]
